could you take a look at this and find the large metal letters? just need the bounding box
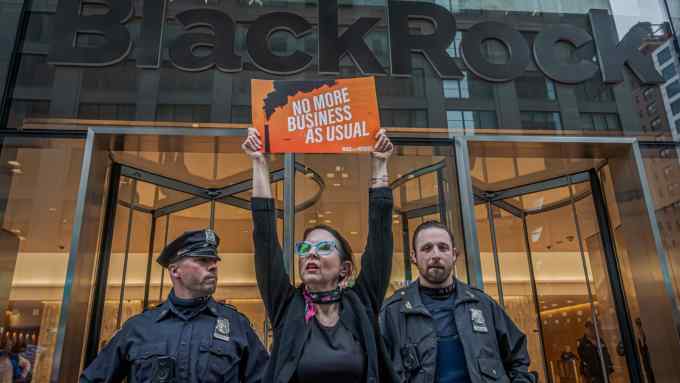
[47,0,664,84]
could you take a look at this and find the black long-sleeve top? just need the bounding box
[251,187,395,383]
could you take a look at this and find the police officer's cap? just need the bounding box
[157,229,221,268]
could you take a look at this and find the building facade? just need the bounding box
[1,0,680,382]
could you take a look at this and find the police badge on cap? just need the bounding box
[157,229,222,267]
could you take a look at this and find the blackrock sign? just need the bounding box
[48,0,664,85]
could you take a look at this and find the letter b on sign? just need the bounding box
[49,0,133,66]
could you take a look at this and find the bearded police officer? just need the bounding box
[80,229,268,383]
[380,221,534,383]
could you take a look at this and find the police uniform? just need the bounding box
[379,278,535,383]
[80,229,269,383]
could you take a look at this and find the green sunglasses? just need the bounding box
[294,240,337,257]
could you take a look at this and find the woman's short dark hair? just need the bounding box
[412,220,455,252]
[302,224,355,269]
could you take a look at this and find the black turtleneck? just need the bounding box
[419,283,456,300]
[169,289,210,319]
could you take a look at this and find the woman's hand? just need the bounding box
[242,127,265,161]
[371,129,392,188]
[371,128,394,160]
[243,127,272,198]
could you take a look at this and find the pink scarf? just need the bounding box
[303,288,317,323]
[302,286,342,322]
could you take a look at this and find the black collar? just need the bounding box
[400,278,479,315]
[155,291,218,322]
[419,282,455,300]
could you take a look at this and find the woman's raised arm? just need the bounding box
[353,129,394,313]
[243,128,293,326]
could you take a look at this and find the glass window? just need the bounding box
[0,137,84,383]
[14,54,54,88]
[446,31,462,58]
[515,74,557,101]
[78,103,136,121]
[23,12,50,45]
[81,63,138,93]
[377,69,425,98]
[658,47,672,65]
[662,64,678,81]
[380,109,428,128]
[155,104,211,122]
[580,113,622,132]
[7,100,50,129]
[577,77,615,102]
[667,80,680,99]
[443,78,468,99]
[482,39,509,65]
[521,111,562,131]
[443,72,493,100]
[672,99,680,115]
[446,110,497,131]
[232,106,251,124]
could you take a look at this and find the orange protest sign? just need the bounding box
[251,77,381,153]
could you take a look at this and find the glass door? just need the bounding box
[83,154,313,363]
[476,172,639,383]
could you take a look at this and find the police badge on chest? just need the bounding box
[470,308,489,333]
[214,317,231,342]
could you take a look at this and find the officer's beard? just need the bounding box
[421,264,453,286]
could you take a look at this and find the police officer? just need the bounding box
[380,221,534,383]
[80,229,268,383]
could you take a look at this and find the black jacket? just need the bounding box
[379,279,535,383]
[80,297,268,383]
[251,187,394,383]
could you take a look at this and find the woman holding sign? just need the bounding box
[243,127,395,383]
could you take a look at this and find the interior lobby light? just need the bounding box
[11,168,23,175]
[7,160,21,167]
[534,197,544,210]
[327,173,335,178]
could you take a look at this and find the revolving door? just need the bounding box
[83,154,325,364]
[395,157,641,383]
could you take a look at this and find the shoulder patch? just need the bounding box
[383,288,407,307]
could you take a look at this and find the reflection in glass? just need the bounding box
[0,137,84,382]
[475,164,633,383]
